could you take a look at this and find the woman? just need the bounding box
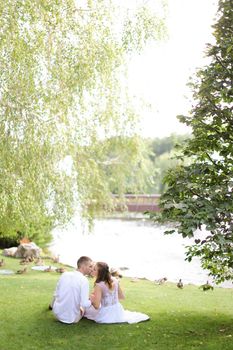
[84,262,149,324]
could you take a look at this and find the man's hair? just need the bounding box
[77,256,92,268]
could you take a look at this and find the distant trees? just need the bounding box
[146,134,189,193]
[97,134,189,197]
[74,135,155,217]
[149,134,187,158]
[150,0,233,283]
[0,0,166,245]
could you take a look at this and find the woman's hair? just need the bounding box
[95,262,113,289]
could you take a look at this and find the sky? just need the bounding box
[127,0,219,138]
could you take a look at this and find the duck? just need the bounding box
[34,258,44,266]
[177,279,184,289]
[199,281,214,291]
[110,268,122,279]
[0,258,5,267]
[44,266,52,272]
[56,267,66,273]
[155,277,167,285]
[20,258,30,265]
[27,256,34,262]
[52,255,60,263]
[16,267,27,274]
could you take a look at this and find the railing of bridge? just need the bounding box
[112,194,161,212]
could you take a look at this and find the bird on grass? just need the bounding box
[52,255,60,263]
[20,256,34,264]
[16,267,27,274]
[155,277,167,285]
[20,258,30,265]
[110,268,122,279]
[56,267,66,273]
[44,266,52,272]
[25,256,34,262]
[199,281,214,291]
[0,259,5,267]
[177,279,184,289]
[34,258,44,266]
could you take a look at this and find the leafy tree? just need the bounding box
[149,134,188,159]
[146,134,190,193]
[91,134,189,199]
[150,151,182,193]
[0,0,166,245]
[78,135,155,218]
[149,0,233,283]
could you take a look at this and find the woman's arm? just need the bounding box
[90,285,102,309]
[118,283,125,300]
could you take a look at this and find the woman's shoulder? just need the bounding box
[95,281,106,289]
[96,278,118,290]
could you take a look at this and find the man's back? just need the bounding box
[53,271,90,324]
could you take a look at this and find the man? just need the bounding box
[50,256,93,324]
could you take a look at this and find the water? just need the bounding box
[49,216,232,288]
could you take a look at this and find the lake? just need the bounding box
[49,216,232,288]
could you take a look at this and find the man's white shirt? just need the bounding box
[52,270,91,324]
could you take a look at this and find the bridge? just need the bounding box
[112,194,160,213]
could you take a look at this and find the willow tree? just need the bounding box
[150,0,233,283]
[0,0,166,245]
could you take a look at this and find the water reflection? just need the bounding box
[49,216,231,287]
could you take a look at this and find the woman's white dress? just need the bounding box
[84,278,149,324]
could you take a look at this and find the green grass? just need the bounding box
[0,252,233,350]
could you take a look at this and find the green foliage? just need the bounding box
[76,135,157,220]
[104,136,156,194]
[150,0,233,283]
[146,134,190,193]
[0,1,166,244]
[88,134,189,199]
[149,134,188,159]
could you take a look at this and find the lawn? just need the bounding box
[0,252,232,350]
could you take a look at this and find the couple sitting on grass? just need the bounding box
[50,256,149,324]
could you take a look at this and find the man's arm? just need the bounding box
[80,278,92,308]
[49,274,63,310]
